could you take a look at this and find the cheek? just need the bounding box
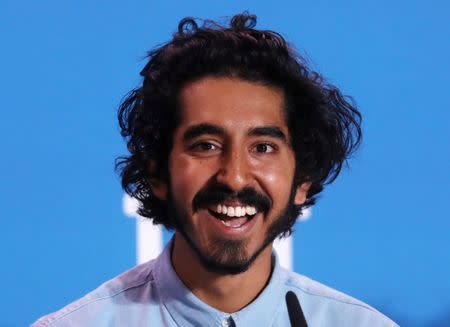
[253,156,296,204]
[169,155,214,207]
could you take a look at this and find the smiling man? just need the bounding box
[33,13,397,327]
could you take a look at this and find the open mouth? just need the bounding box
[207,204,258,228]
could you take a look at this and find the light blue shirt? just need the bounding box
[32,243,398,326]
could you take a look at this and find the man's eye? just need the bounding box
[254,143,276,153]
[191,142,218,152]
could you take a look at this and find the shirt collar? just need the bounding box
[153,240,286,326]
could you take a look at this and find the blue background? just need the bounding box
[1,1,449,326]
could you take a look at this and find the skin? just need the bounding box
[152,76,310,313]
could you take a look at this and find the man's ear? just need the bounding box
[150,179,167,201]
[294,181,311,205]
[148,160,167,201]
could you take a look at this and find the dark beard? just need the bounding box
[167,182,298,275]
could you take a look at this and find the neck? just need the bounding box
[171,233,274,313]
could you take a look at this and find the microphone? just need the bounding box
[285,291,308,327]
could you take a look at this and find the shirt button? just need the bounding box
[221,319,230,327]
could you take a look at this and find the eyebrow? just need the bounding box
[248,126,287,142]
[182,123,225,142]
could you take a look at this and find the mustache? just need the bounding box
[192,183,271,213]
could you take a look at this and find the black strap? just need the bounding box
[286,291,308,327]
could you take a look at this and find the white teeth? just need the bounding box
[213,204,257,217]
[246,206,255,216]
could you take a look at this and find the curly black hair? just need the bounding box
[116,13,362,231]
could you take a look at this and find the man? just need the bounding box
[33,13,398,326]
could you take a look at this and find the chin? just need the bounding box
[182,230,274,275]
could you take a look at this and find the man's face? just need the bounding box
[155,77,308,274]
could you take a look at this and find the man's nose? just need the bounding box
[215,149,251,191]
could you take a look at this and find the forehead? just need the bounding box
[178,77,287,130]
